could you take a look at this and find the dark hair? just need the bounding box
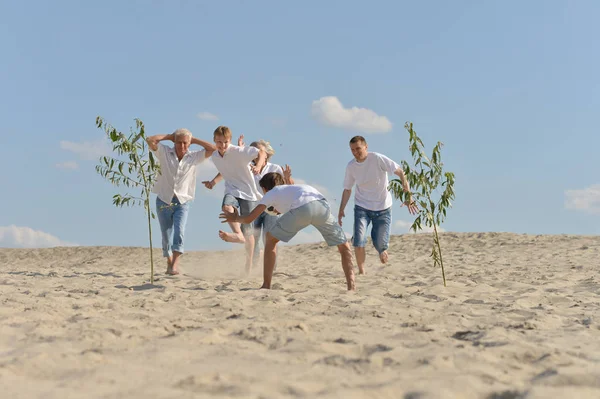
[259,172,285,191]
[349,135,366,145]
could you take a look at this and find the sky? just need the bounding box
[1,0,599,250]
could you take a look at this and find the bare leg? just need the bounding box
[355,246,366,275]
[261,233,279,289]
[165,255,173,274]
[244,234,255,275]
[167,251,182,275]
[338,242,356,291]
[379,250,389,264]
[218,205,246,243]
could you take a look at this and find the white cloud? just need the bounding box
[393,220,445,234]
[565,184,600,214]
[55,161,79,170]
[0,225,77,248]
[197,112,219,121]
[311,96,392,133]
[60,139,111,161]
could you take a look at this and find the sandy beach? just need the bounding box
[0,232,599,398]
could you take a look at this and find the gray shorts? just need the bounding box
[222,194,257,236]
[269,199,347,246]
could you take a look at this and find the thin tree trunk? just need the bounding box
[433,224,446,287]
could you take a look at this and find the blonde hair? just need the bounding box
[213,126,232,140]
[250,139,275,161]
[173,128,192,141]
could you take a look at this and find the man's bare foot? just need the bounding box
[166,267,180,275]
[358,266,366,275]
[347,277,356,291]
[218,230,246,243]
[260,284,271,289]
[379,251,389,264]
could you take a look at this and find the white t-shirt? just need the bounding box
[151,143,207,204]
[343,152,400,211]
[259,184,325,215]
[211,145,263,201]
[255,162,284,187]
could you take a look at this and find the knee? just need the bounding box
[265,233,279,250]
[338,242,352,257]
[222,205,235,213]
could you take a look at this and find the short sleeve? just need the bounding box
[242,146,260,162]
[342,164,355,190]
[153,143,168,164]
[258,190,273,207]
[376,153,400,174]
[189,149,207,165]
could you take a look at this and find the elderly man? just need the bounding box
[338,135,418,275]
[146,129,215,275]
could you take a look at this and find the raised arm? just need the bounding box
[220,204,267,225]
[190,137,216,157]
[283,164,295,185]
[251,148,267,175]
[146,133,174,152]
[338,189,352,226]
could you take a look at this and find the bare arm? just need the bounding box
[202,173,223,190]
[394,168,418,214]
[220,204,267,225]
[338,189,352,226]
[190,137,216,157]
[146,133,174,152]
[283,164,295,185]
[251,149,267,175]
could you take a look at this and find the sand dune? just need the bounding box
[0,232,599,398]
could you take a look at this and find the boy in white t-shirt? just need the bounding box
[206,126,266,274]
[338,135,418,274]
[220,173,356,291]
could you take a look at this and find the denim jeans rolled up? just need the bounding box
[352,205,392,254]
[156,196,190,257]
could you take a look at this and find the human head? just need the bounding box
[250,139,275,162]
[213,126,232,153]
[173,128,192,159]
[259,172,285,192]
[349,135,368,162]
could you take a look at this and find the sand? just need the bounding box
[0,232,599,398]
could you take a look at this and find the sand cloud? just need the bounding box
[311,96,392,133]
[565,184,600,214]
[0,225,77,248]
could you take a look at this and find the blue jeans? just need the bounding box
[252,211,279,263]
[352,205,391,254]
[156,196,190,257]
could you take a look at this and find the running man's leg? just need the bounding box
[371,207,392,264]
[170,197,190,275]
[352,205,370,274]
[156,197,175,273]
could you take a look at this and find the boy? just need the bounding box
[220,172,355,291]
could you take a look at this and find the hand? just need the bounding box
[402,199,419,215]
[219,208,239,223]
[283,164,292,181]
[168,133,175,142]
[238,134,245,147]
[338,209,345,226]
[202,180,215,190]
[250,164,261,175]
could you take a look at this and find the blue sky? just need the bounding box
[1,0,599,249]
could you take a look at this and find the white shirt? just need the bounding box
[343,152,400,211]
[255,162,284,187]
[151,143,207,204]
[211,145,263,201]
[259,184,325,215]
